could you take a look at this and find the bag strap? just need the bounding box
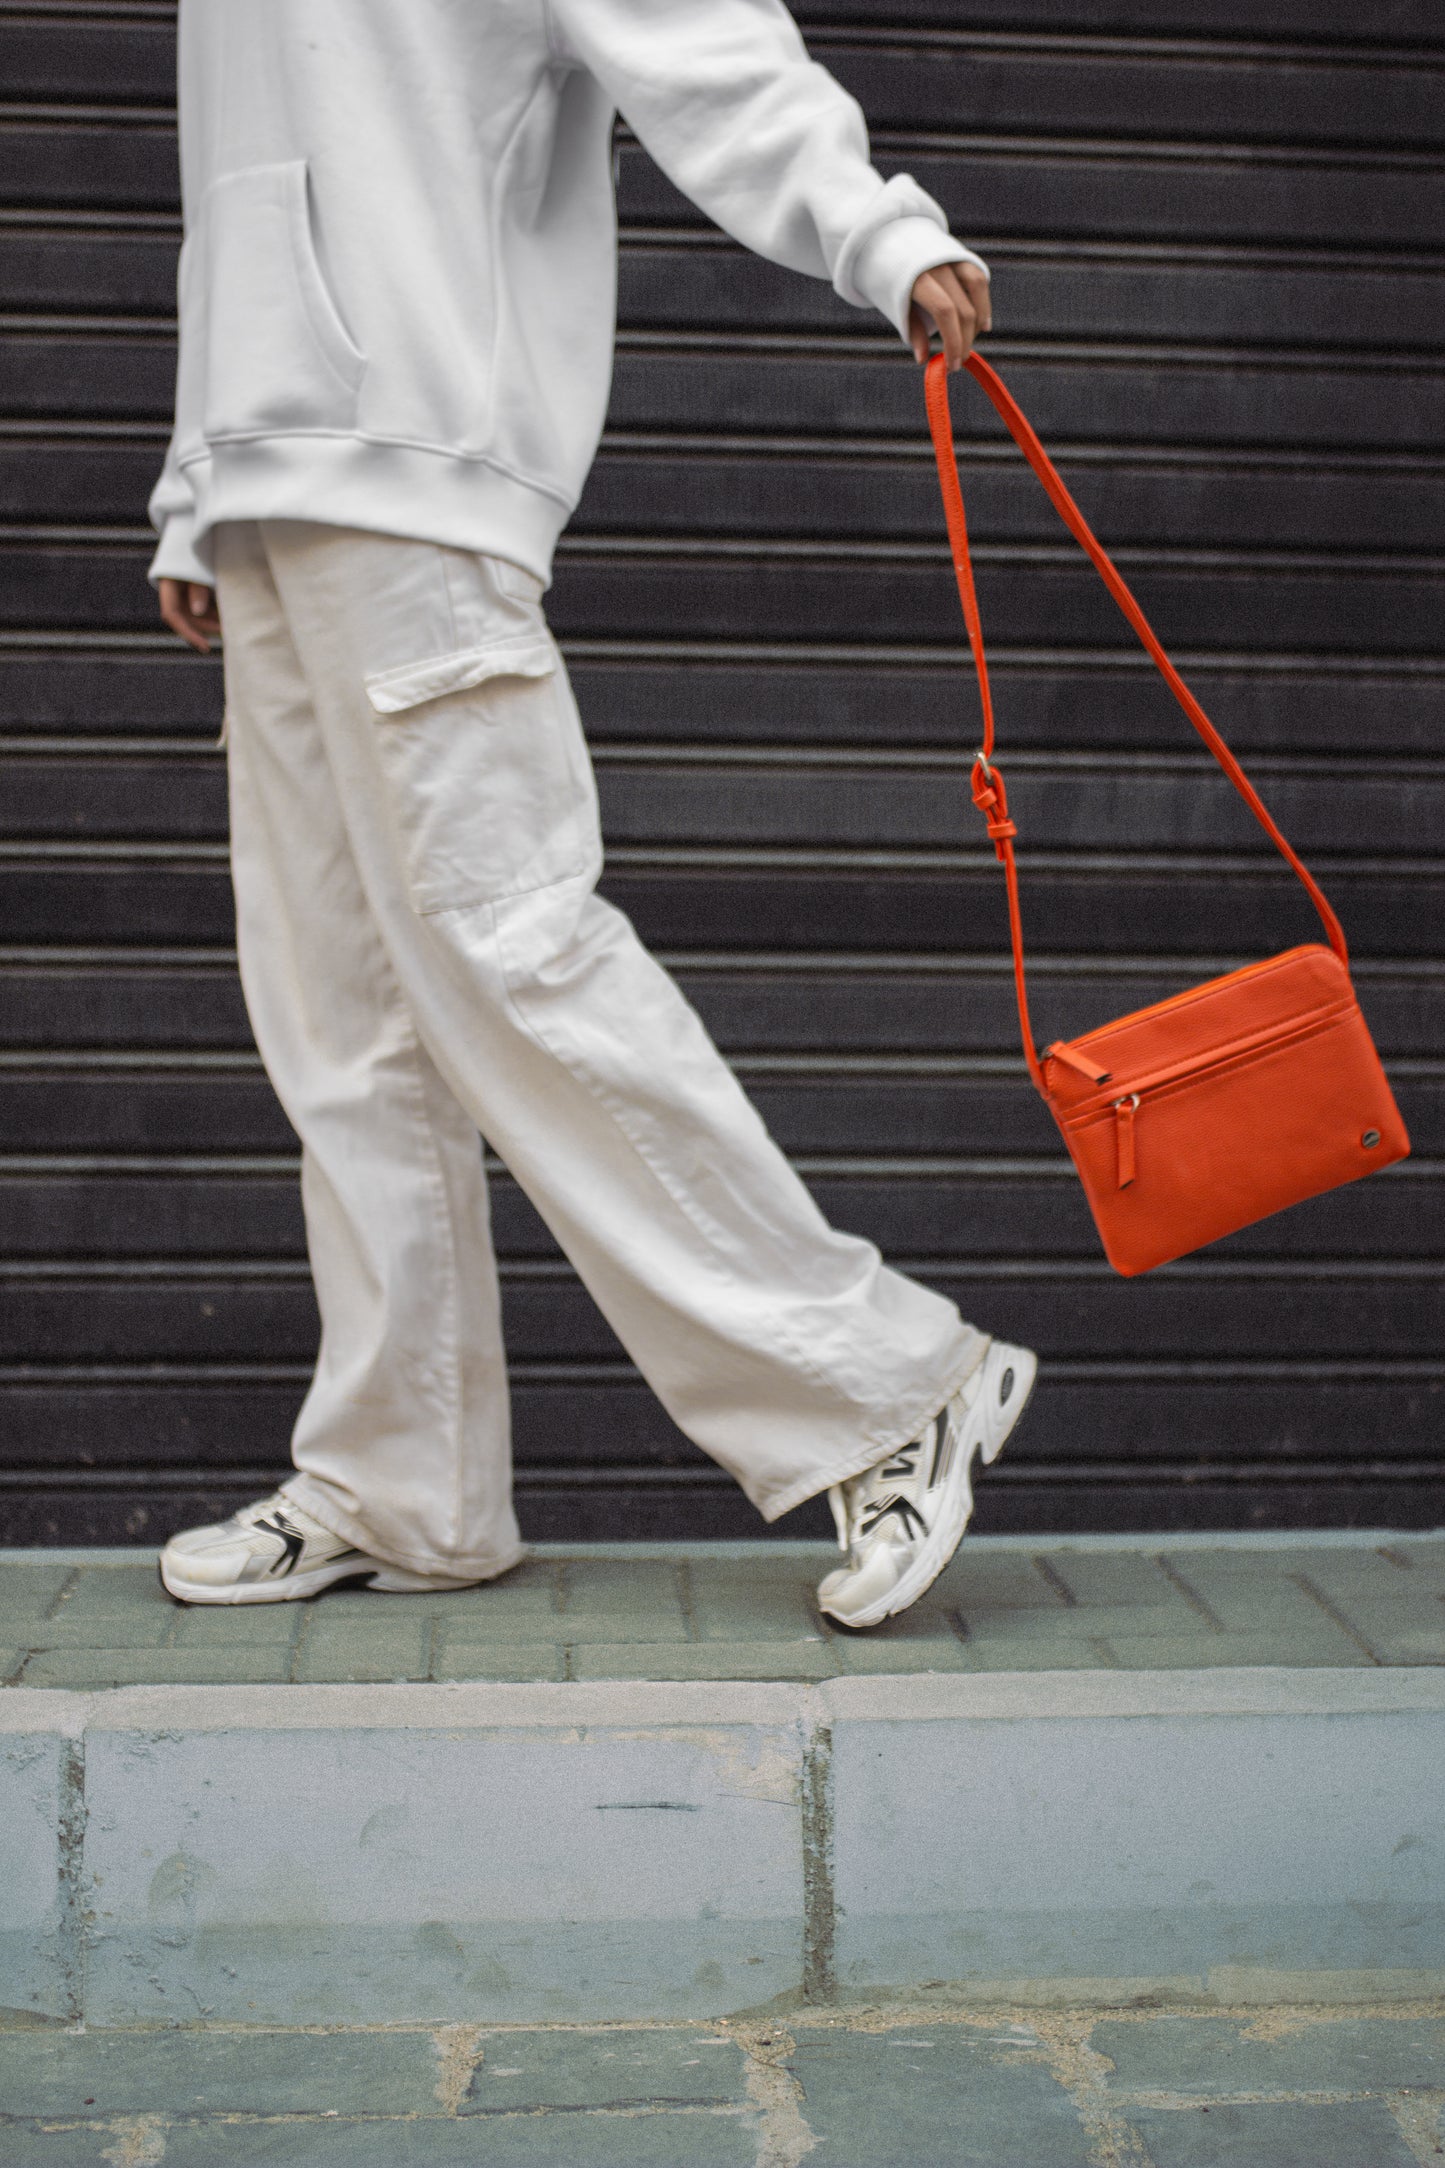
[923,351,1349,1097]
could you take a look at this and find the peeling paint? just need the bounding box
[145,1852,216,1921]
[607,1724,801,1807]
[359,1803,410,1848]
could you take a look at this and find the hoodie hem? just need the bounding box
[150,434,573,588]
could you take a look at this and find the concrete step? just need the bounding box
[2,1534,1443,2027]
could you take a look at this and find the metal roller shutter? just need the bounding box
[1,0,1441,1541]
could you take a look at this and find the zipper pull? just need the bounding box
[1047,1041,1113,1085]
[1115,1093,1140,1188]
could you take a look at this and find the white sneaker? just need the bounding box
[159,1490,486,1605]
[817,1340,1037,1629]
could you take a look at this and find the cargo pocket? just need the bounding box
[201,160,365,442]
[364,637,601,915]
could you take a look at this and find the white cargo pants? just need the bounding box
[212,520,985,1576]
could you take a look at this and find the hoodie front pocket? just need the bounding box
[201,161,365,442]
[365,641,601,915]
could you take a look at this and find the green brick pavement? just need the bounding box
[1,1535,1441,1691]
[2,2005,1441,2165]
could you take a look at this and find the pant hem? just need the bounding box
[281,1475,528,1581]
[752,1331,993,1526]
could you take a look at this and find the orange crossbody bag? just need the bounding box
[925,352,1409,1277]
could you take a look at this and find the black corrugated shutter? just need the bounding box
[2,0,1441,1543]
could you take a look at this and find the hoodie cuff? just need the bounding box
[849,216,990,347]
[147,513,215,590]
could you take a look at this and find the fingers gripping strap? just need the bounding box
[924,353,1350,1091]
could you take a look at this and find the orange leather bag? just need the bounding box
[925,352,1409,1277]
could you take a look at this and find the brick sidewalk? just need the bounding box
[3,2003,1443,2164]
[3,1534,1443,1691]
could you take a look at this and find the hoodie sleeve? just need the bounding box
[544,0,986,343]
[146,435,214,589]
[146,227,215,589]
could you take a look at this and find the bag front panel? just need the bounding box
[1058,1001,1410,1275]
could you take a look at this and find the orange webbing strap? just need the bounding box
[923,351,1351,1090]
[922,358,1047,1092]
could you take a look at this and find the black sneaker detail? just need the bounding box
[860,1494,928,1542]
[878,1443,922,1482]
[253,1509,309,1577]
[1000,1366,1015,1405]
[315,1568,384,1597]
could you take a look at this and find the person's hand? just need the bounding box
[909,261,992,370]
[158,577,221,653]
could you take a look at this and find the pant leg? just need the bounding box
[215,521,522,1576]
[245,518,986,1539]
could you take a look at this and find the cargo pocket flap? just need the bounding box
[364,636,557,716]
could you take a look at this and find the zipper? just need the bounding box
[1049,944,1339,1079]
[1065,998,1353,1124]
[1047,1040,1113,1084]
[1065,1000,1357,1190]
[1114,1093,1139,1188]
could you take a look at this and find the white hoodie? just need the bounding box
[148,0,983,589]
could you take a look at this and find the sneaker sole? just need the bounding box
[158,1558,488,1606]
[820,1343,1038,1631]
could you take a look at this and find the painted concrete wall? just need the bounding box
[3,1672,1443,2025]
